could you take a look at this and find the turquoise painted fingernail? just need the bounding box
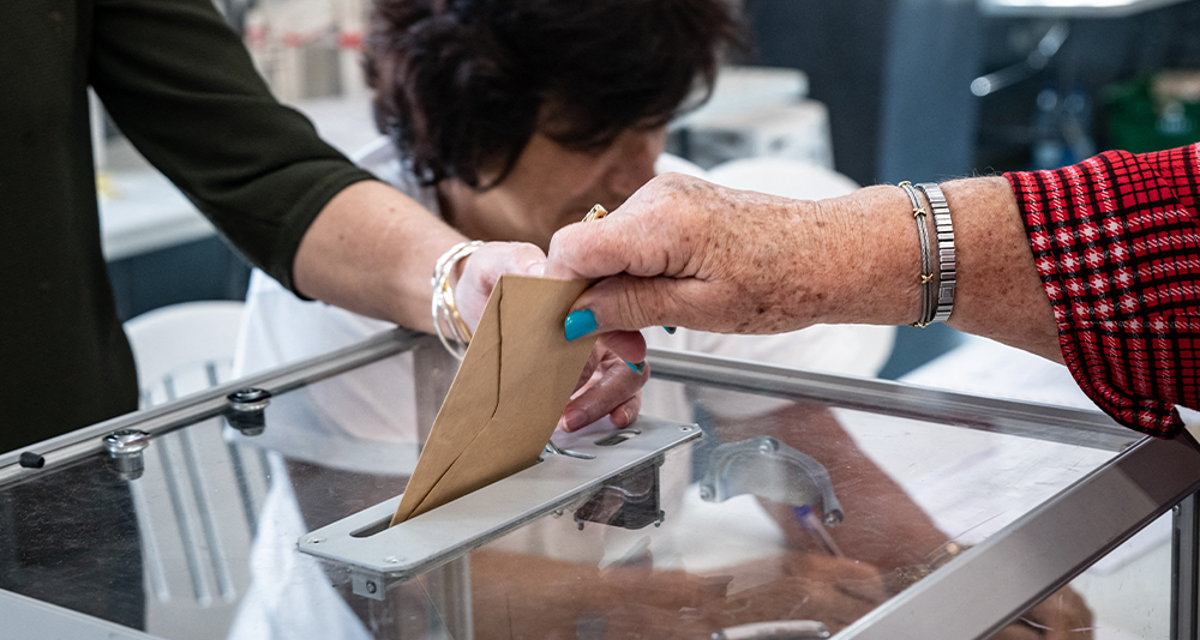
[664,326,677,335]
[624,360,647,375]
[564,309,598,342]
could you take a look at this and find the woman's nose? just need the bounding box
[605,130,666,197]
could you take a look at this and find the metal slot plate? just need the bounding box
[298,415,700,587]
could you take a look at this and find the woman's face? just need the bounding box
[441,125,667,250]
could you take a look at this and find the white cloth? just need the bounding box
[226,455,370,640]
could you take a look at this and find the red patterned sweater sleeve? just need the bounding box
[1005,143,1200,437]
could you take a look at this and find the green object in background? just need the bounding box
[1104,75,1200,153]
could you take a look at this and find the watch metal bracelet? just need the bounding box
[915,183,956,323]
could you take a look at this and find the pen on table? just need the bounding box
[794,505,844,557]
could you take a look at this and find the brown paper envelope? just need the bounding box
[389,276,506,523]
[391,275,598,525]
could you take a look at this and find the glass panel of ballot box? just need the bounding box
[2,329,1198,640]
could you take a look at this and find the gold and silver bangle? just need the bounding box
[915,183,956,324]
[898,181,935,327]
[431,240,485,360]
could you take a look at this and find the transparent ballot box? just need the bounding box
[2,329,1200,640]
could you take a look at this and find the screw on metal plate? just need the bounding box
[225,388,272,436]
[384,556,402,564]
[700,436,843,526]
[104,429,152,480]
[307,537,324,544]
[352,573,387,600]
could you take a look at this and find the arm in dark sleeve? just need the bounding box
[1006,143,1200,437]
[89,0,375,292]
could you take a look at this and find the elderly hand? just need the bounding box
[547,172,1063,363]
[546,173,917,338]
[456,241,648,431]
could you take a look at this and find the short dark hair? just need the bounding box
[364,0,747,189]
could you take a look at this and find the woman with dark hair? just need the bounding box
[362,0,742,250]
[234,0,752,460]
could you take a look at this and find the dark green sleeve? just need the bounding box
[89,0,375,292]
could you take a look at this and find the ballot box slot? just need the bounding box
[594,429,641,447]
[350,518,391,539]
[297,415,699,600]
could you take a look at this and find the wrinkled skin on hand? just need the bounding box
[454,241,647,431]
[546,173,878,335]
[547,173,1063,363]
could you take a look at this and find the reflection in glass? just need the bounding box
[0,341,1150,639]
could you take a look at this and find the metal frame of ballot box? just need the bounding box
[1,334,1199,640]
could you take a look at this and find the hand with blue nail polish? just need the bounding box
[564,309,598,342]
[546,172,853,336]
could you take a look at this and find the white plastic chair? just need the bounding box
[125,300,245,406]
[123,301,271,637]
